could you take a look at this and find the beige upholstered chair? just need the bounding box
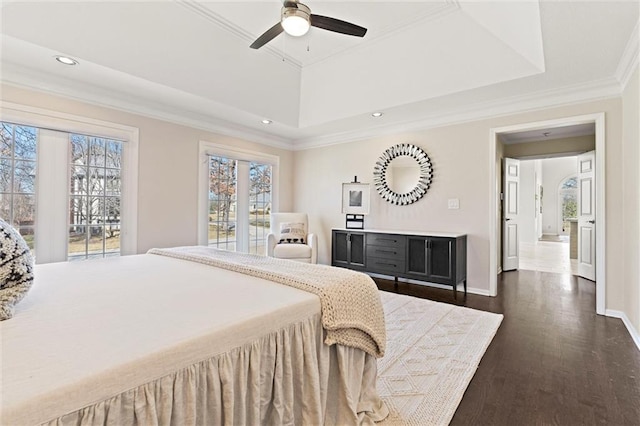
[266,213,317,264]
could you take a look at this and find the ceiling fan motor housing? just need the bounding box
[281,3,311,36]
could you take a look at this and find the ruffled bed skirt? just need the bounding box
[45,314,388,425]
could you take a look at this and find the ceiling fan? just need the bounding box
[250,0,367,49]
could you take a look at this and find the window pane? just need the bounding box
[0,158,12,192]
[1,123,13,158]
[105,169,121,196]
[14,160,36,193]
[12,193,36,229]
[68,225,87,259]
[0,193,11,220]
[88,167,105,195]
[14,126,37,160]
[89,137,106,167]
[561,177,577,189]
[70,134,88,164]
[106,140,122,168]
[70,166,88,195]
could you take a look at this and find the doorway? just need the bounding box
[517,157,580,275]
[489,113,606,314]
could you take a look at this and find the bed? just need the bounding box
[1,247,389,425]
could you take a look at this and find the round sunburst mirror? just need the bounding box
[373,143,433,205]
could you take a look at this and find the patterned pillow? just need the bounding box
[278,222,306,244]
[0,219,35,320]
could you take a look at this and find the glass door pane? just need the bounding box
[208,156,237,251]
[249,162,271,255]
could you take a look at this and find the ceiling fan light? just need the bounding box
[281,5,311,37]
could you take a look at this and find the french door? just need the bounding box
[201,145,275,256]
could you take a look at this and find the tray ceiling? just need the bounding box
[0,1,638,149]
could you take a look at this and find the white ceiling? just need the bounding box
[500,122,595,144]
[0,1,638,150]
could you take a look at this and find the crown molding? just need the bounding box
[293,77,622,150]
[175,0,303,69]
[1,63,295,151]
[176,0,460,69]
[615,19,639,90]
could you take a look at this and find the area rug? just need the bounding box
[377,291,503,425]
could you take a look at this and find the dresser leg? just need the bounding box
[394,276,399,293]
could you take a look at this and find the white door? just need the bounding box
[503,158,520,271]
[577,151,596,281]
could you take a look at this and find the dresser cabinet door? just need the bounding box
[407,236,454,284]
[407,236,428,276]
[427,237,454,282]
[332,230,365,268]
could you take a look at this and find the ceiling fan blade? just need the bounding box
[250,22,284,49]
[310,14,367,37]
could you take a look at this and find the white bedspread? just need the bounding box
[1,254,387,425]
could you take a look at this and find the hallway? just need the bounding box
[519,236,579,275]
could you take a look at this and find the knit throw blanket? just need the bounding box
[148,246,386,358]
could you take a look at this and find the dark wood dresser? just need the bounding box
[331,228,467,298]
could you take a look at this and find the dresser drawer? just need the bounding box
[367,256,405,274]
[366,233,405,249]
[366,245,405,261]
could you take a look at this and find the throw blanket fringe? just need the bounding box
[148,246,386,358]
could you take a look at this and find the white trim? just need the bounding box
[605,309,640,352]
[294,78,621,150]
[489,113,606,312]
[0,101,139,256]
[615,19,640,91]
[197,140,280,247]
[489,127,498,296]
[3,66,623,153]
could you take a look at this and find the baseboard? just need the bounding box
[606,309,640,352]
[367,273,493,297]
[467,287,493,296]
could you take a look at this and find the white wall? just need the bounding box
[0,84,295,253]
[541,157,577,235]
[294,97,626,302]
[621,65,640,340]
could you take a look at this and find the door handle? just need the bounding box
[505,218,511,221]
[588,220,595,224]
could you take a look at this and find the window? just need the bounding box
[0,123,37,251]
[199,142,278,255]
[559,176,578,235]
[0,103,138,264]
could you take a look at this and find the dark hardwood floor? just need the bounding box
[374,271,640,425]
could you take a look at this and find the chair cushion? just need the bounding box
[273,243,312,260]
[0,219,35,320]
[278,222,306,244]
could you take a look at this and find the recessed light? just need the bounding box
[371,112,383,118]
[55,56,78,66]
[261,119,272,125]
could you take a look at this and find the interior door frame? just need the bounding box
[489,112,606,315]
